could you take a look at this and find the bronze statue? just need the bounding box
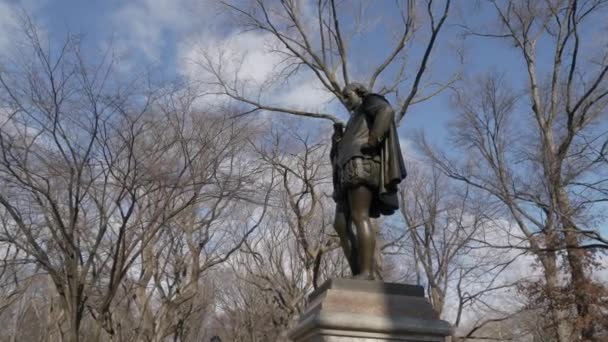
[331,83,407,280]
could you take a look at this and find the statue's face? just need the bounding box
[343,89,362,112]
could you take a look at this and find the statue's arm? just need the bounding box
[330,122,344,158]
[332,122,344,144]
[367,100,395,147]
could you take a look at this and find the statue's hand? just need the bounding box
[361,142,379,155]
[331,192,340,202]
[332,124,344,144]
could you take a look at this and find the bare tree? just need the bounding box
[0,21,146,341]
[0,243,50,341]
[120,98,276,342]
[215,123,347,341]
[212,270,291,342]
[422,66,608,340]
[390,162,524,341]
[0,18,274,342]
[461,3,608,340]
[227,220,313,342]
[251,124,340,288]
[197,0,455,124]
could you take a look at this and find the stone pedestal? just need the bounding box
[288,278,451,342]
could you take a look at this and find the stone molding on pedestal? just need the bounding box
[288,278,452,342]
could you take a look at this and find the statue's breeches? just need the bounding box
[340,157,380,192]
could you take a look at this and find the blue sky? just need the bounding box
[1,0,606,149]
[0,0,502,141]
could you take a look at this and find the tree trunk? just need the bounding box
[65,316,79,342]
[430,286,445,317]
[540,253,570,342]
[558,190,595,341]
[63,295,81,342]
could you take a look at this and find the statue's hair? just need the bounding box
[342,82,370,98]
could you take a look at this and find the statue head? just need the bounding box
[342,82,369,112]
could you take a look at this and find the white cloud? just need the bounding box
[0,1,15,51]
[594,254,608,282]
[109,0,339,115]
[178,29,336,114]
[110,0,216,62]
[178,30,283,86]
[441,219,537,326]
[0,0,39,52]
[0,0,48,54]
[273,77,335,112]
[399,137,418,161]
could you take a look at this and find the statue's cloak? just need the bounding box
[366,95,407,218]
[373,116,406,217]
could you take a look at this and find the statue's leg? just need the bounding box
[333,203,359,275]
[347,185,375,280]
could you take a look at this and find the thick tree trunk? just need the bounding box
[63,296,82,342]
[564,240,595,340]
[558,190,595,341]
[429,286,445,318]
[540,253,570,342]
